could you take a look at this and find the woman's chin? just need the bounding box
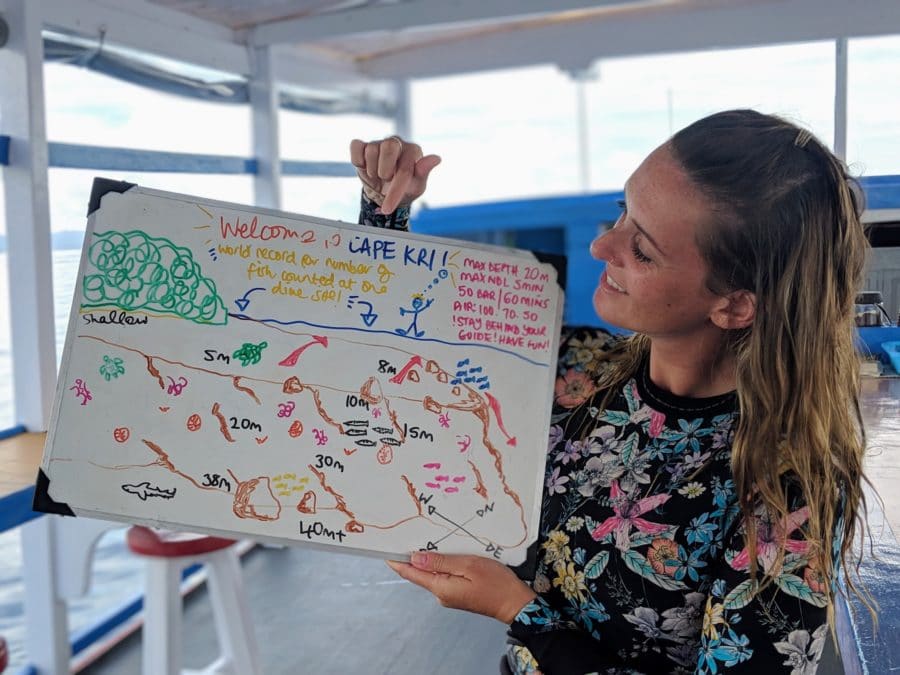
[593,294,632,331]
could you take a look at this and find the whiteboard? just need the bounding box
[39,180,563,565]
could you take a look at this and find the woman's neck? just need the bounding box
[647,332,737,399]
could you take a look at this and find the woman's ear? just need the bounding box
[710,289,756,330]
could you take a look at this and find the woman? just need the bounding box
[350,109,868,674]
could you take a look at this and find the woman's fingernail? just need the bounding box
[411,552,428,566]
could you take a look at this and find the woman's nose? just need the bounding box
[590,228,619,263]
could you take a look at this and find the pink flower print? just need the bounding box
[648,410,666,438]
[591,480,671,551]
[729,506,810,574]
[554,369,597,409]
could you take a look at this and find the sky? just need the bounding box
[1,33,899,240]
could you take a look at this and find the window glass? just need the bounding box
[847,35,900,176]
[281,176,362,224]
[411,42,836,205]
[280,109,393,163]
[44,63,252,155]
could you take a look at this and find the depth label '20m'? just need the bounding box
[229,417,262,431]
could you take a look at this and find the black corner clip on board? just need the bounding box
[32,468,76,516]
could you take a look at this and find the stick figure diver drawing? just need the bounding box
[395,293,433,337]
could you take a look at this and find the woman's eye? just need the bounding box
[631,238,652,264]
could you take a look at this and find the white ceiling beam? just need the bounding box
[40,0,384,98]
[272,45,369,88]
[250,0,653,46]
[358,0,900,79]
[40,0,250,76]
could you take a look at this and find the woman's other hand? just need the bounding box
[350,136,441,214]
[386,551,537,624]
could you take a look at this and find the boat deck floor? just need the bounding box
[80,543,509,674]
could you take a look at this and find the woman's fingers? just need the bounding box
[363,142,381,181]
[350,136,441,213]
[381,150,441,214]
[386,553,535,623]
[349,138,366,168]
[386,559,448,593]
[377,136,404,180]
[415,154,442,181]
[382,155,416,214]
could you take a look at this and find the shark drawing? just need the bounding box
[121,482,177,501]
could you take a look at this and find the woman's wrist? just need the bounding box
[358,189,411,231]
[362,184,412,212]
[499,586,539,625]
[362,184,384,206]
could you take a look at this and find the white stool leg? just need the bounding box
[204,549,261,675]
[143,558,183,675]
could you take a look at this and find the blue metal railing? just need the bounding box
[0,424,26,441]
[0,136,356,177]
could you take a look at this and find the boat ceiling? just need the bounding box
[40,0,900,107]
[144,0,900,76]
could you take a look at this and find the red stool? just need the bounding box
[0,635,8,673]
[126,526,260,675]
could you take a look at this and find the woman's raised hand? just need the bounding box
[386,551,537,624]
[350,136,441,214]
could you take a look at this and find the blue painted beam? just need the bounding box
[0,134,9,166]
[45,142,355,177]
[281,159,356,178]
[860,175,900,210]
[48,142,253,174]
[414,191,625,235]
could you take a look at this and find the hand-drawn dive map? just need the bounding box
[39,179,563,565]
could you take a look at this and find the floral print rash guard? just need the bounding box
[505,327,835,675]
[357,194,833,675]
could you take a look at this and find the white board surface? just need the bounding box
[40,181,563,565]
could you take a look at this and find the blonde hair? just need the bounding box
[593,110,872,624]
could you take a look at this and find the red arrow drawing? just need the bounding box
[485,392,517,446]
[278,336,328,366]
[389,355,423,384]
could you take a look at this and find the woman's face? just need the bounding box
[590,143,724,338]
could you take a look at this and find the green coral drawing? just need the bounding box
[232,341,268,366]
[82,230,227,325]
[99,355,125,381]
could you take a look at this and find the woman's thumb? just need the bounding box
[411,551,445,572]
[414,154,442,180]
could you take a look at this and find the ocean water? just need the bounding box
[0,249,81,427]
[0,249,146,671]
